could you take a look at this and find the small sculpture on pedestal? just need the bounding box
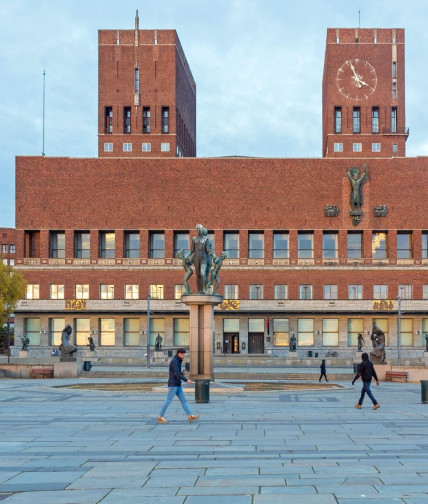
[155,333,163,351]
[290,334,297,352]
[59,324,78,361]
[88,336,96,351]
[357,333,365,352]
[20,335,30,351]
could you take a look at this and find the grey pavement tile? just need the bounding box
[99,489,185,503]
[186,497,251,504]
[195,475,286,487]
[177,486,259,495]
[2,489,110,504]
[254,495,338,503]
[338,500,406,504]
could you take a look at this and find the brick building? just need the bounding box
[0,228,16,267]
[11,22,428,364]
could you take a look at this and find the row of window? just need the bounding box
[22,316,428,348]
[35,230,427,260]
[1,244,15,254]
[24,282,425,301]
[104,106,169,134]
[333,142,397,154]
[104,142,171,153]
[334,106,398,134]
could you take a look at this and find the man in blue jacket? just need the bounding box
[157,348,199,424]
[352,352,380,410]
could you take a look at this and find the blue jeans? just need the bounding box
[160,386,192,417]
[358,381,378,405]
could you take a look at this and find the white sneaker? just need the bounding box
[157,416,168,424]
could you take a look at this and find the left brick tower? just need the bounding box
[98,11,196,158]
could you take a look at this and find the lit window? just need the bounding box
[347,318,363,346]
[50,284,64,300]
[372,143,381,152]
[333,143,343,152]
[273,319,289,346]
[75,284,89,299]
[401,319,413,346]
[161,142,170,152]
[76,318,90,346]
[50,318,65,346]
[149,318,164,346]
[372,232,388,259]
[100,318,115,346]
[323,318,339,346]
[125,285,139,300]
[104,143,113,152]
[142,143,151,152]
[249,285,263,300]
[274,285,287,300]
[26,318,41,345]
[150,284,164,300]
[353,143,362,152]
[174,318,189,346]
[124,318,139,346]
[123,143,132,152]
[297,318,314,346]
[26,285,40,300]
[100,284,114,300]
[174,284,185,299]
[99,231,115,258]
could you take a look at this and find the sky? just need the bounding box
[2,0,428,227]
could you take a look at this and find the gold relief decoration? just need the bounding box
[219,300,240,311]
[65,299,87,311]
[372,300,394,311]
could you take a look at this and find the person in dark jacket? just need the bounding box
[352,352,380,410]
[157,348,199,424]
[319,359,328,382]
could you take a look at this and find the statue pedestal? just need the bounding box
[54,361,79,378]
[19,350,29,358]
[181,294,223,381]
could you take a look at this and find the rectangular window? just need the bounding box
[99,231,115,258]
[391,107,397,133]
[323,285,338,300]
[26,284,40,300]
[9,244,15,254]
[347,318,364,346]
[373,318,389,346]
[423,319,428,344]
[160,142,170,152]
[149,232,165,258]
[149,318,164,346]
[50,318,65,346]
[50,231,65,259]
[297,318,314,346]
[347,232,362,259]
[224,232,239,259]
[25,318,41,345]
[100,318,115,346]
[25,230,40,258]
[2,244,7,253]
[224,285,238,300]
[143,107,151,133]
[353,107,360,133]
[75,284,89,299]
[134,68,140,93]
[423,285,428,300]
[75,318,90,346]
[142,143,151,152]
[273,232,289,259]
[322,232,338,259]
[348,284,363,300]
[372,143,381,152]
[398,284,412,300]
[174,318,190,346]
[123,143,132,152]
[249,285,263,300]
[124,107,131,133]
[373,284,388,299]
[423,232,428,259]
[397,232,412,259]
[273,319,289,346]
[372,107,379,133]
[105,106,113,133]
[392,61,397,78]
[392,82,397,99]
[104,143,113,152]
[333,143,343,152]
[174,232,190,257]
[124,318,139,346]
[299,284,312,300]
[334,107,342,133]
[124,232,140,258]
[274,285,287,300]
[161,107,169,133]
[174,284,185,299]
[150,284,164,300]
[249,319,264,332]
[100,284,114,300]
[75,232,90,259]
[248,232,264,259]
[125,284,139,300]
[224,319,239,333]
[50,284,64,300]
[372,232,388,259]
[353,143,362,152]
[393,143,398,153]
[401,318,413,346]
[298,232,313,259]
[323,318,339,346]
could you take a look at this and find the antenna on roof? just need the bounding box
[42,70,46,156]
[135,9,139,30]
[358,10,361,28]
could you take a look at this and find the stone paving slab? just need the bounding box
[0,379,427,503]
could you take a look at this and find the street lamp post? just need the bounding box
[146,293,151,369]
[397,287,403,366]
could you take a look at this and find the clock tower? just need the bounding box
[322,28,408,158]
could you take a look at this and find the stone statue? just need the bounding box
[88,336,95,351]
[347,164,368,211]
[425,333,428,352]
[60,324,78,360]
[155,334,163,351]
[20,335,30,351]
[370,322,385,363]
[290,334,297,351]
[357,333,365,352]
[188,224,216,294]
[206,252,227,294]
[178,249,193,294]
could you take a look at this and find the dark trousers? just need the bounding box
[319,372,328,381]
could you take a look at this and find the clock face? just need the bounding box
[336,59,377,101]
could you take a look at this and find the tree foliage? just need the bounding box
[0,262,26,325]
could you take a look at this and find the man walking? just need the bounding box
[319,359,328,382]
[352,352,380,410]
[157,348,199,424]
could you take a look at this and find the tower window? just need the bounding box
[124,107,131,133]
[105,107,113,134]
[392,61,397,78]
[392,82,397,99]
[162,107,169,133]
[353,107,360,133]
[372,107,379,133]
[391,107,397,133]
[334,107,342,133]
[135,68,140,93]
[143,107,151,133]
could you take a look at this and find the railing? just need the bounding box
[381,126,409,135]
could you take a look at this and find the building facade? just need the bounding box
[11,23,428,364]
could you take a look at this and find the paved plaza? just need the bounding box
[0,375,427,503]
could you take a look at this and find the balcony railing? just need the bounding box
[382,126,409,136]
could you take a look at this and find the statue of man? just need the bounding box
[155,334,163,350]
[347,164,368,211]
[60,324,78,358]
[188,224,215,294]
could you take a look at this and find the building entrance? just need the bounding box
[223,333,239,354]
[248,333,264,354]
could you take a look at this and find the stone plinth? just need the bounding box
[54,361,81,378]
[181,294,223,381]
[19,350,29,358]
